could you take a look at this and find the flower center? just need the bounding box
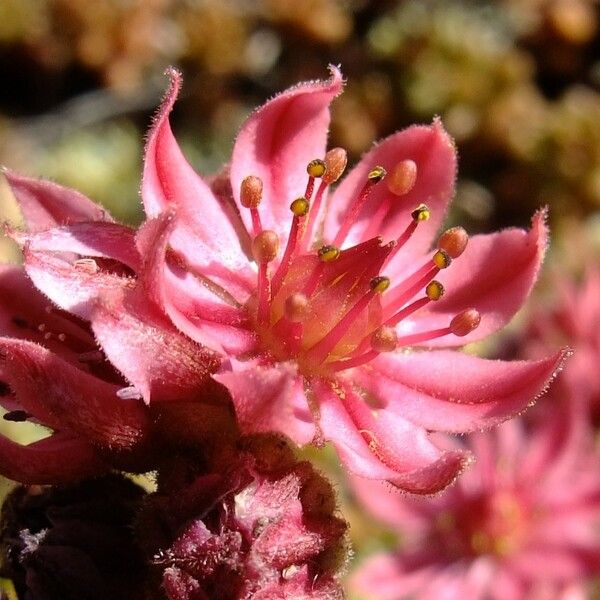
[240,151,480,376]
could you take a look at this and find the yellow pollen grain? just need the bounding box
[290,197,309,217]
[307,158,327,178]
[368,165,387,183]
[369,276,391,293]
[426,280,444,301]
[411,203,430,221]
[318,245,340,262]
[433,249,451,269]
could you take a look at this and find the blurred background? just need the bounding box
[0,0,599,598]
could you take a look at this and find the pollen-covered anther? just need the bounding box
[387,159,417,196]
[240,175,263,208]
[433,249,452,269]
[370,276,391,294]
[371,325,398,353]
[426,280,445,301]
[252,230,279,263]
[284,293,309,322]
[307,158,327,178]
[411,204,430,222]
[450,308,481,336]
[322,147,347,184]
[368,165,387,183]
[290,197,310,217]
[438,226,469,258]
[318,245,340,262]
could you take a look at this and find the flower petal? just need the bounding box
[0,338,149,450]
[214,361,315,445]
[409,208,549,346]
[230,66,343,241]
[315,378,471,494]
[324,119,456,258]
[0,432,107,484]
[142,68,251,282]
[352,348,569,433]
[3,169,112,231]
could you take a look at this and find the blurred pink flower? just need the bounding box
[349,405,600,600]
[1,67,566,491]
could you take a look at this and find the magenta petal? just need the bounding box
[324,119,456,256]
[136,212,257,356]
[0,338,149,449]
[12,222,141,271]
[90,289,220,404]
[417,209,548,346]
[142,68,251,280]
[0,432,107,484]
[353,349,569,433]
[315,379,471,494]
[4,169,112,231]
[214,362,315,445]
[230,66,343,241]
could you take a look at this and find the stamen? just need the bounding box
[383,262,439,320]
[371,326,397,353]
[450,308,481,336]
[302,245,341,298]
[332,166,387,247]
[305,159,326,199]
[271,198,309,296]
[387,160,417,196]
[425,280,445,300]
[432,249,451,269]
[384,203,431,266]
[241,175,264,236]
[302,148,348,251]
[305,275,389,366]
[411,203,431,221]
[252,230,279,323]
[438,226,469,258]
[317,245,341,262]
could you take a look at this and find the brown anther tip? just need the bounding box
[252,230,279,263]
[411,204,430,222]
[368,165,387,183]
[322,148,347,184]
[240,175,263,208]
[371,326,398,353]
[438,226,469,258]
[387,159,417,196]
[425,280,444,301]
[432,249,452,269]
[369,276,391,293]
[450,308,481,336]
[307,158,327,178]
[290,197,309,217]
[285,293,309,322]
[318,245,340,262]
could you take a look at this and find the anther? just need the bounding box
[432,249,452,269]
[74,258,98,274]
[290,197,310,217]
[368,166,387,183]
[449,308,481,336]
[322,148,347,184]
[307,159,327,178]
[284,293,309,322]
[411,204,430,221]
[3,410,29,422]
[387,160,417,196]
[438,226,469,258]
[318,245,340,262]
[240,175,263,208]
[426,280,444,301]
[369,276,391,293]
[371,326,398,353]
[252,230,279,263]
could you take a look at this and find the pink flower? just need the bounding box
[1,66,566,492]
[349,405,600,600]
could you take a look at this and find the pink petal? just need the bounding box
[0,338,149,449]
[324,119,456,257]
[3,169,112,231]
[142,68,252,286]
[213,361,315,445]
[11,222,140,271]
[230,66,343,241]
[414,208,548,346]
[90,288,220,404]
[136,212,257,356]
[0,432,107,484]
[352,349,569,433]
[315,378,471,494]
